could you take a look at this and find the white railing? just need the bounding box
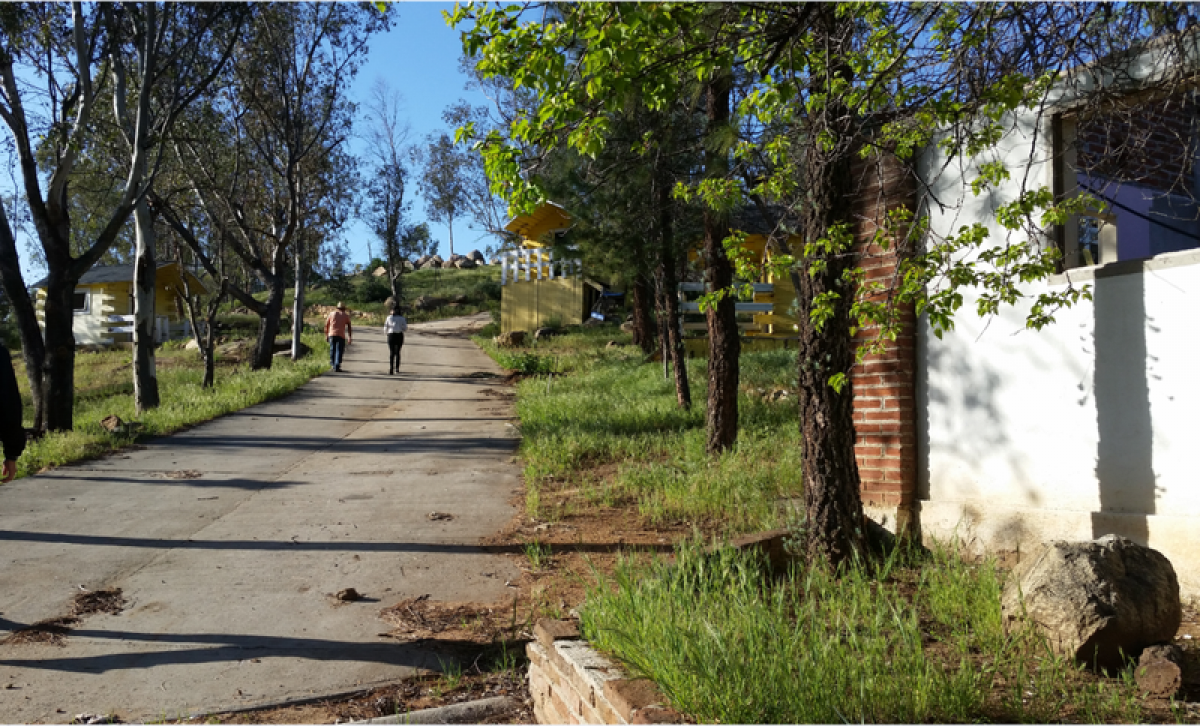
[106,315,186,343]
[500,248,583,285]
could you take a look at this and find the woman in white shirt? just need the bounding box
[384,304,409,375]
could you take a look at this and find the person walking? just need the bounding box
[1,342,26,483]
[324,302,353,372]
[384,304,408,375]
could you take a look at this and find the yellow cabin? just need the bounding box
[32,263,208,348]
[499,202,591,334]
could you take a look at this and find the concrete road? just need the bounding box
[0,314,524,723]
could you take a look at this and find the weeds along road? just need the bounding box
[0,313,523,723]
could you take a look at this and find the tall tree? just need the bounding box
[103,2,245,413]
[416,129,470,259]
[0,3,240,431]
[178,3,384,370]
[455,2,1160,563]
[363,79,412,301]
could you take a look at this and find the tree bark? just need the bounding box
[291,240,306,360]
[654,167,690,410]
[0,208,46,430]
[631,275,655,354]
[133,198,160,413]
[252,253,286,371]
[797,7,866,566]
[41,272,78,431]
[703,73,739,454]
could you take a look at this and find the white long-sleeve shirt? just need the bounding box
[384,314,408,335]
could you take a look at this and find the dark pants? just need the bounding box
[387,332,404,372]
[329,336,346,369]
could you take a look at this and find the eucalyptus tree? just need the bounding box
[454,2,1168,563]
[363,79,413,302]
[0,2,243,431]
[441,100,512,253]
[175,3,385,370]
[104,2,246,413]
[416,129,471,259]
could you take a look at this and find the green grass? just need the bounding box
[475,325,1151,724]
[10,329,329,479]
[475,326,803,534]
[579,541,1145,724]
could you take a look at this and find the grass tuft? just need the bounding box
[580,541,1144,724]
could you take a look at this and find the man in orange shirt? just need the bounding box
[324,301,353,372]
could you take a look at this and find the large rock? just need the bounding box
[456,258,477,269]
[469,249,485,263]
[272,340,312,358]
[371,266,388,277]
[495,330,526,347]
[413,295,448,311]
[1001,535,1181,670]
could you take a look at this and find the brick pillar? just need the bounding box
[848,152,918,534]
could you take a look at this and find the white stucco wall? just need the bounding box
[917,106,1200,597]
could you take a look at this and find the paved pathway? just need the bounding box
[0,314,523,722]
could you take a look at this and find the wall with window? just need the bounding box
[916,98,1200,597]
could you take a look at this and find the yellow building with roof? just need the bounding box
[499,202,591,334]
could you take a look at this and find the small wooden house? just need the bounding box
[32,263,207,348]
[499,203,590,333]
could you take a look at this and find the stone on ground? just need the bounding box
[1000,534,1181,670]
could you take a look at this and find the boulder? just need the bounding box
[413,295,448,311]
[1136,643,1184,698]
[416,254,432,267]
[430,255,444,265]
[184,338,200,351]
[420,259,441,269]
[272,340,312,359]
[469,249,485,262]
[217,340,250,360]
[1000,535,1181,670]
[456,258,477,269]
[495,330,526,347]
[372,266,388,277]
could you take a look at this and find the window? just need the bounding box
[1056,89,1200,269]
[73,290,90,314]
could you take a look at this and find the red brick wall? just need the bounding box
[848,153,918,523]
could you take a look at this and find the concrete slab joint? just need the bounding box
[526,618,685,725]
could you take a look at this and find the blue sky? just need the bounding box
[345,2,494,267]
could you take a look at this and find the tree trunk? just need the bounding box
[797,7,866,565]
[291,242,306,360]
[0,211,47,430]
[41,273,78,431]
[631,275,655,354]
[655,174,690,410]
[251,247,287,370]
[133,198,160,413]
[703,73,739,454]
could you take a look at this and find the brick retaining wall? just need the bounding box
[527,619,685,725]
